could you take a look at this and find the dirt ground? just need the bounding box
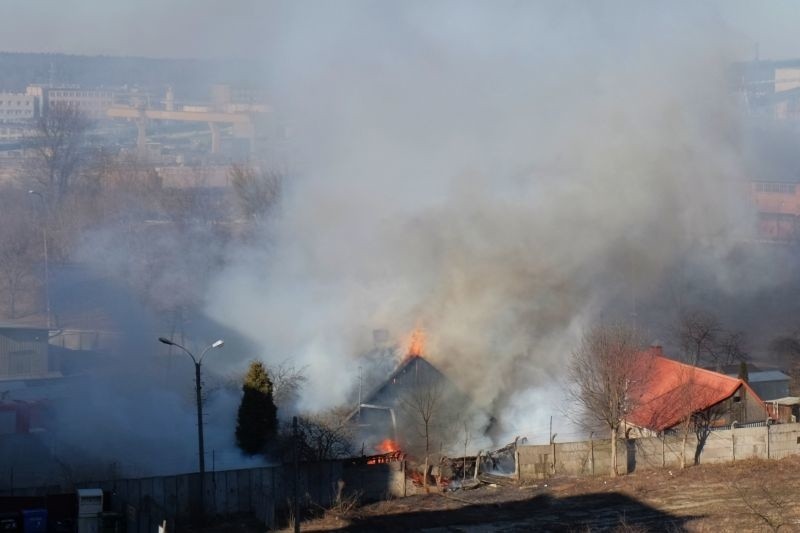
[282,456,800,532]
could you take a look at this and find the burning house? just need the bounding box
[348,330,479,459]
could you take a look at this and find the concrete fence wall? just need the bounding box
[518,422,800,480]
[2,460,406,531]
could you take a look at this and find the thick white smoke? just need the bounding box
[207,3,756,442]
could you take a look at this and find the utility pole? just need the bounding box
[358,366,363,423]
[293,416,300,533]
[41,224,50,329]
[28,191,50,329]
[158,337,224,518]
[194,360,205,485]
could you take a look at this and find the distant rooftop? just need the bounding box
[727,370,790,383]
[715,363,762,374]
[0,322,49,331]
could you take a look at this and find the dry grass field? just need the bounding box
[285,455,800,532]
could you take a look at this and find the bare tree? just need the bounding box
[568,323,646,477]
[90,151,163,225]
[716,331,748,366]
[78,153,232,315]
[228,164,282,221]
[666,362,701,470]
[222,361,308,412]
[26,102,92,207]
[461,418,471,482]
[0,203,37,318]
[399,375,451,489]
[270,361,309,410]
[690,404,727,466]
[38,150,164,264]
[669,364,727,469]
[294,408,355,461]
[676,310,721,366]
[675,309,747,368]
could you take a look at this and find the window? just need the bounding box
[755,182,796,194]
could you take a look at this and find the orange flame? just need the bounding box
[375,438,400,454]
[408,328,425,357]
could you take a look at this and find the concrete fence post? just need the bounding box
[766,423,770,460]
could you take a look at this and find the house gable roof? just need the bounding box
[346,354,460,423]
[626,347,768,432]
[361,355,447,405]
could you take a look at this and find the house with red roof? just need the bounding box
[623,347,769,437]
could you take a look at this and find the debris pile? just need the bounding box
[404,438,529,491]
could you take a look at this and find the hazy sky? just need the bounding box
[0,0,798,61]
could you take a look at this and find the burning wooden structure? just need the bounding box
[442,437,528,483]
[347,450,406,466]
[346,328,509,494]
[347,330,475,457]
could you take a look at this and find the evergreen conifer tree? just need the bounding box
[235,360,278,455]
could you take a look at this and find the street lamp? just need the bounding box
[28,190,50,330]
[158,336,224,513]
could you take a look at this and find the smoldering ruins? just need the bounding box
[1,0,800,510]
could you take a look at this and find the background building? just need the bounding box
[751,180,800,241]
[41,86,115,120]
[0,92,36,123]
[0,324,56,380]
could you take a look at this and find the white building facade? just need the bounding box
[0,93,36,123]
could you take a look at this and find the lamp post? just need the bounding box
[158,336,224,514]
[27,190,50,330]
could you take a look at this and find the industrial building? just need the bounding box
[26,84,117,120]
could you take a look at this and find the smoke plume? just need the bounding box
[206,3,757,442]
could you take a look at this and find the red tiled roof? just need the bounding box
[625,347,767,431]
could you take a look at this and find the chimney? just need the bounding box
[649,344,663,357]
